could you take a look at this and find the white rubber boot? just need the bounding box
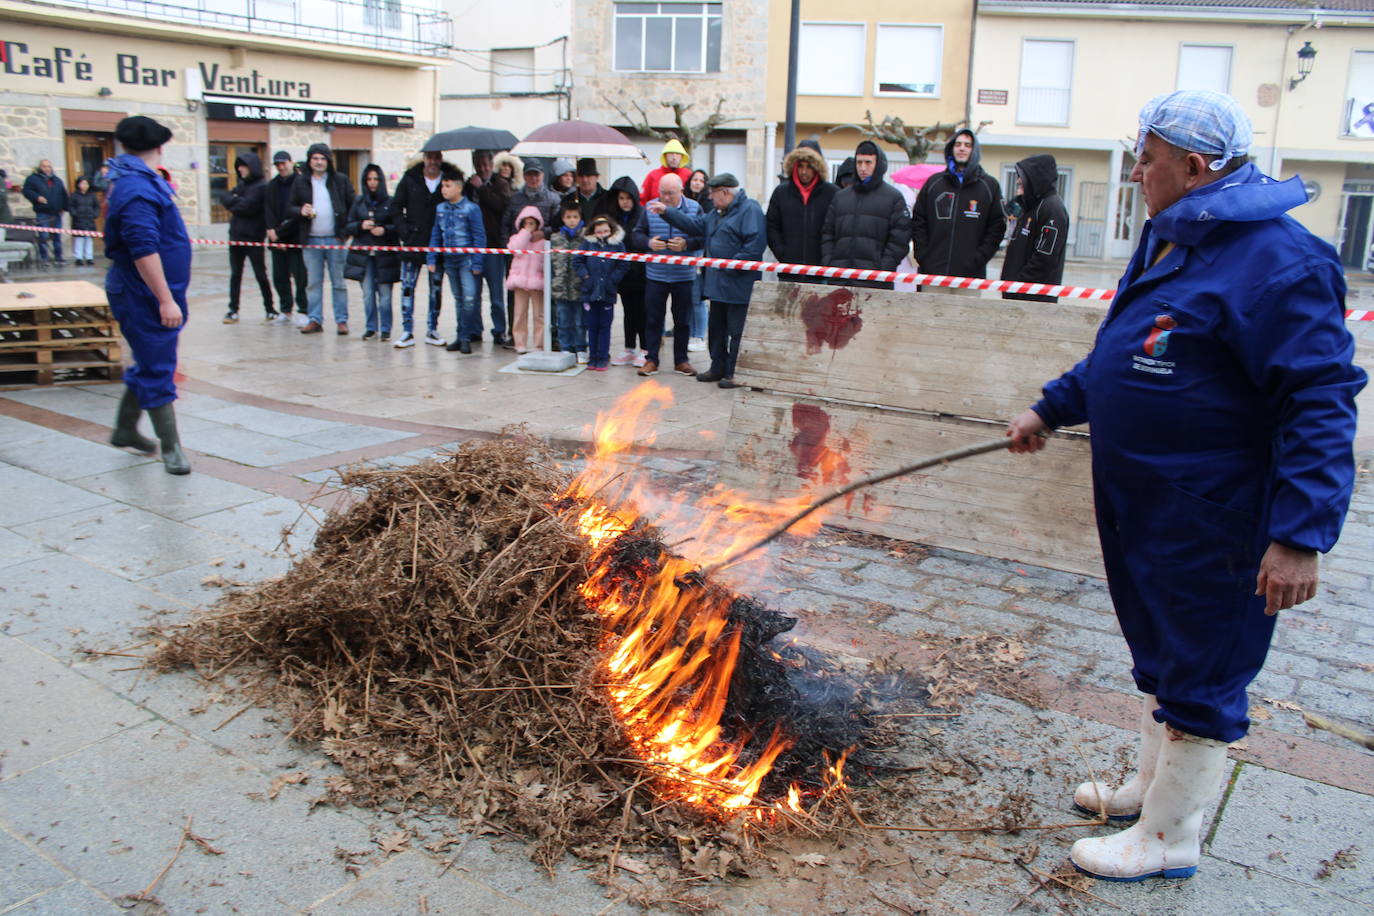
[1073,694,1162,822]
[1070,727,1229,881]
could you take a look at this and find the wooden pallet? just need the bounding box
[0,281,123,386]
[726,282,1107,577]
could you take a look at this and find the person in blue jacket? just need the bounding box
[103,116,194,475]
[1006,91,1366,883]
[654,173,767,389]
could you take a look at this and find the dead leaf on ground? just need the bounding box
[266,771,309,799]
[793,852,828,867]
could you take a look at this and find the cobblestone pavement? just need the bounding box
[0,256,1371,913]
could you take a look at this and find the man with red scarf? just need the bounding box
[765,140,836,284]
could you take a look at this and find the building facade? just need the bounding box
[970,0,1374,264]
[2,0,450,232]
[764,0,977,185]
[571,0,769,194]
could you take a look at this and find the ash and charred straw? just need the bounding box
[150,435,903,871]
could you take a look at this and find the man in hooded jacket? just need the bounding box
[820,141,911,289]
[287,143,355,334]
[912,129,1006,284]
[1006,90,1366,885]
[766,141,836,283]
[220,150,275,323]
[999,154,1069,303]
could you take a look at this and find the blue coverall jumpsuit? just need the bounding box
[103,154,193,409]
[1032,164,1366,742]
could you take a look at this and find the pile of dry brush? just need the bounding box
[150,437,884,884]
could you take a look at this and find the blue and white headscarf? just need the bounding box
[1136,90,1253,172]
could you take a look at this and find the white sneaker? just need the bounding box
[293,313,310,328]
[632,351,647,368]
[393,332,416,348]
[270,313,292,326]
[424,331,446,347]
[688,336,706,352]
[610,349,635,366]
[576,351,589,364]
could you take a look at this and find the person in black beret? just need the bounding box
[104,116,194,474]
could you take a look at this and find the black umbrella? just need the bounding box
[421,126,520,153]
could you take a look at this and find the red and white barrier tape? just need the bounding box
[5,222,1372,320]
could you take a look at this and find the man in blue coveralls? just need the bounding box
[1006,91,1365,883]
[103,115,194,475]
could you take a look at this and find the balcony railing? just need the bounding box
[36,0,453,57]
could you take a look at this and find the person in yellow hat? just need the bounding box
[639,138,692,205]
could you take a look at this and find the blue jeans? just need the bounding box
[440,263,482,340]
[304,237,348,324]
[691,270,707,338]
[37,213,63,262]
[400,259,443,336]
[554,298,585,353]
[584,300,615,367]
[480,252,507,336]
[361,259,393,335]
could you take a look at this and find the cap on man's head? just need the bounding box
[523,163,544,174]
[576,157,599,176]
[1136,90,1252,172]
[115,115,173,152]
[552,158,576,177]
[706,172,739,189]
[272,150,292,164]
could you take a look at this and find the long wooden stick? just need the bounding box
[1303,711,1374,750]
[690,437,1013,581]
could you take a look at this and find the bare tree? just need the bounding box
[601,95,738,159]
[828,111,993,163]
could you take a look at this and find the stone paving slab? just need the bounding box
[0,636,154,780]
[189,402,350,438]
[188,424,340,468]
[131,548,293,611]
[0,465,112,528]
[3,878,124,915]
[183,494,321,555]
[69,461,268,522]
[0,827,69,912]
[0,527,52,571]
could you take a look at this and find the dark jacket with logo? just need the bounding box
[286,144,355,242]
[221,151,269,242]
[23,170,68,215]
[820,149,912,271]
[1000,154,1069,302]
[393,159,454,265]
[766,145,837,267]
[912,131,1006,278]
[344,165,401,284]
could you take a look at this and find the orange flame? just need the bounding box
[563,382,852,815]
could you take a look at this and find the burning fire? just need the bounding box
[562,382,851,817]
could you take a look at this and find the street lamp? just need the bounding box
[1289,41,1317,90]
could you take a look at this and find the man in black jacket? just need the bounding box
[23,160,68,267]
[392,150,450,348]
[264,151,307,325]
[820,141,911,289]
[912,130,1006,288]
[1000,154,1069,303]
[287,143,355,334]
[221,151,275,324]
[765,141,836,284]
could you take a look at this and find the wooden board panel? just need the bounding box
[722,389,1102,576]
[0,281,107,310]
[736,282,1104,424]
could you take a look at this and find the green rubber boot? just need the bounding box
[147,403,191,475]
[109,388,158,456]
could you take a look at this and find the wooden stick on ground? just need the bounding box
[1303,711,1374,751]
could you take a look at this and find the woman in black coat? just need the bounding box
[344,164,401,340]
[602,175,649,365]
[67,177,101,266]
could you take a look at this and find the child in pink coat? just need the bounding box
[506,205,548,352]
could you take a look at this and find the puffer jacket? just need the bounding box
[631,195,702,283]
[911,130,1006,278]
[659,188,767,303]
[766,145,837,266]
[574,224,632,303]
[68,189,101,231]
[820,148,912,271]
[344,165,400,284]
[505,205,548,291]
[221,150,268,241]
[501,181,561,242]
[1000,154,1069,302]
[425,193,486,272]
[549,221,584,301]
[393,158,457,264]
[601,176,646,294]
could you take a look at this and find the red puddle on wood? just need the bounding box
[800,288,863,354]
[788,402,852,493]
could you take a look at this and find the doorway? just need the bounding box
[1110,154,1143,259]
[207,143,267,224]
[1339,188,1374,271]
[64,131,114,234]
